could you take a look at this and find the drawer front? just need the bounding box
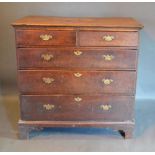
[17,48,137,70]
[18,70,136,94]
[79,31,138,47]
[15,29,76,46]
[20,95,134,121]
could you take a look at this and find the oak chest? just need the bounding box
[12,16,143,139]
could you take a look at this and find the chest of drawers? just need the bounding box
[12,16,143,139]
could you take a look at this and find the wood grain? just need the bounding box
[12,16,143,139]
[17,48,137,70]
[16,29,76,47]
[12,16,143,29]
[18,70,136,94]
[79,31,138,47]
[18,120,134,139]
[20,95,134,121]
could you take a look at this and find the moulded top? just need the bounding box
[12,16,143,29]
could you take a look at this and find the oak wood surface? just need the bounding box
[12,16,143,139]
[12,16,143,29]
[16,29,76,46]
[20,95,134,121]
[18,120,134,139]
[19,119,135,127]
[17,48,137,70]
[79,31,138,47]
[18,70,136,94]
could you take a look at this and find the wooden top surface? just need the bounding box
[12,16,143,29]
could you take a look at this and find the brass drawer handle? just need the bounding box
[74,50,82,56]
[74,97,82,102]
[40,34,52,41]
[74,72,82,77]
[43,104,55,110]
[100,104,112,111]
[102,79,113,85]
[102,35,114,41]
[41,54,54,61]
[102,55,114,61]
[42,77,54,84]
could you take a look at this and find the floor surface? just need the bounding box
[0,85,155,151]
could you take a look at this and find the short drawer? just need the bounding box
[79,31,138,47]
[20,95,134,121]
[15,29,76,46]
[18,70,136,94]
[17,48,137,70]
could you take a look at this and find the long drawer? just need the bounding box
[18,70,136,94]
[20,95,134,121]
[17,48,137,70]
[79,31,138,47]
[15,29,76,46]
